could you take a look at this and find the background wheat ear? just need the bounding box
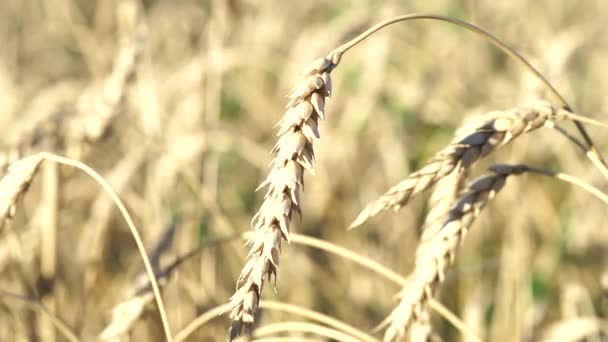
[383,164,528,341]
[0,155,43,229]
[350,102,572,228]
[227,51,340,340]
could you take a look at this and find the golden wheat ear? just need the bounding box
[227,51,341,340]
[350,102,571,228]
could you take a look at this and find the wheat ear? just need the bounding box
[383,164,527,341]
[408,165,468,340]
[351,102,571,228]
[0,155,44,229]
[227,51,341,340]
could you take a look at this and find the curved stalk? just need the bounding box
[330,13,606,173]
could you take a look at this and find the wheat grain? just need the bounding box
[227,51,341,340]
[383,164,527,341]
[351,102,571,228]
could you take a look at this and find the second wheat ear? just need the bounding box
[227,13,606,340]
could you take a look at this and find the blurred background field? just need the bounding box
[1,0,608,341]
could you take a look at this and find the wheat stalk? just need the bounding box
[227,51,341,340]
[382,164,527,341]
[350,102,571,228]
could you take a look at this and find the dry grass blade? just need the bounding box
[383,164,527,341]
[351,102,570,228]
[227,51,340,339]
[0,154,43,229]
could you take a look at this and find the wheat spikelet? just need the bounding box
[351,102,571,228]
[421,164,468,237]
[407,165,468,341]
[0,155,44,229]
[409,309,442,342]
[383,164,528,341]
[227,51,341,340]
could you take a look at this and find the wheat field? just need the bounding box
[2,0,608,341]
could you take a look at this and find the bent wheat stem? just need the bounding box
[331,13,605,168]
